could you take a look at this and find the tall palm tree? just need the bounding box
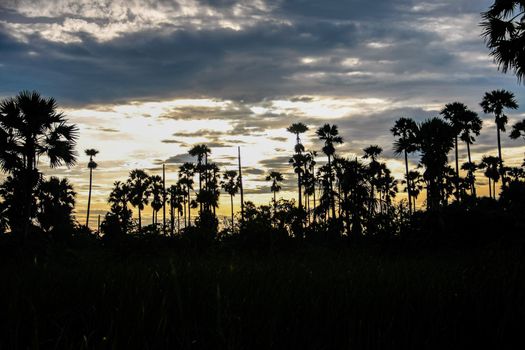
[149,175,163,226]
[84,148,99,228]
[221,170,239,230]
[266,171,284,219]
[287,123,309,210]
[417,118,455,211]
[441,102,469,200]
[178,162,195,227]
[363,145,383,215]
[510,119,525,166]
[108,180,132,229]
[167,184,184,235]
[189,144,211,213]
[480,156,500,199]
[391,117,419,214]
[316,124,343,218]
[481,1,525,83]
[127,169,151,231]
[480,89,519,187]
[0,91,78,237]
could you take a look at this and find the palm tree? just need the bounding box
[36,177,76,233]
[149,175,163,226]
[441,102,469,200]
[287,123,309,210]
[266,171,284,218]
[480,156,500,199]
[127,169,151,231]
[363,145,383,215]
[510,119,525,166]
[167,184,184,235]
[480,90,519,187]
[178,162,195,227]
[417,118,455,211]
[0,91,78,237]
[221,170,239,230]
[108,180,131,227]
[391,117,419,214]
[459,110,483,196]
[481,1,525,82]
[189,144,211,213]
[316,124,343,218]
[84,148,99,228]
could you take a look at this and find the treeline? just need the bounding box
[1,90,525,245]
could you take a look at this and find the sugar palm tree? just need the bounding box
[36,177,76,233]
[266,170,284,219]
[108,180,132,230]
[459,110,483,196]
[480,89,519,187]
[0,91,78,237]
[189,144,211,213]
[127,169,151,231]
[316,124,343,218]
[363,145,383,215]
[149,175,163,226]
[510,119,525,166]
[84,148,99,228]
[178,162,195,227]
[481,1,525,82]
[480,156,500,199]
[391,117,419,214]
[287,123,308,210]
[441,102,469,200]
[167,184,184,235]
[221,170,239,230]
[417,118,455,211]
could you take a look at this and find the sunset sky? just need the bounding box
[1,0,524,227]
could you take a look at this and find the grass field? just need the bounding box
[1,239,524,349]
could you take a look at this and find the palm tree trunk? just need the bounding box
[312,167,316,223]
[404,150,412,215]
[496,122,506,188]
[488,178,492,199]
[328,155,336,219]
[138,208,142,231]
[298,172,302,210]
[455,136,460,201]
[86,167,93,227]
[230,194,234,231]
[187,193,191,227]
[170,204,174,236]
[466,141,477,197]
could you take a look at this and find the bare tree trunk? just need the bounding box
[86,167,93,227]
[404,150,412,215]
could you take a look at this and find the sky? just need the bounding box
[0,0,524,227]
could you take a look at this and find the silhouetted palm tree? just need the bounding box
[189,144,211,213]
[149,175,163,226]
[127,169,151,231]
[266,171,284,220]
[36,177,76,234]
[0,91,78,237]
[221,170,239,230]
[108,180,131,228]
[287,123,308,210]
[363,145,383,215]
[417,118,455,211]
[459,110,483,196]
[480,156,500,199]
[179,162,195,227]
[316,124,343,218]
[84,148,99,228]
[480,89,519,187]
[510,119,525,166]
[167,184,184,235]
[441,102,469,200]
[481,1,525,82]
[391,117,419,214]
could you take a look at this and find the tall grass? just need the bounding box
[0,240,524,349]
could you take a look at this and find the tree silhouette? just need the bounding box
[459,110,483,196]
[316,124,343,219]
[189,144,211,214]
[84,148,99,228]
[363,145,383,215]
[480,89,519,188]
[287,123,309,210]
[178,162,195,227]
[0,91,78,237]
[36,176,76,234]
[480,156,500,199]
[481,1,525,82]
[221,170,239,231]
[266,171,284,220]
[417,118,455,211]
[127,169,151,231]
[391,117,419,214]
[167,184,184,235]
[149,175,163,226]
[108,180,132,229]
[510,119,525,165]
